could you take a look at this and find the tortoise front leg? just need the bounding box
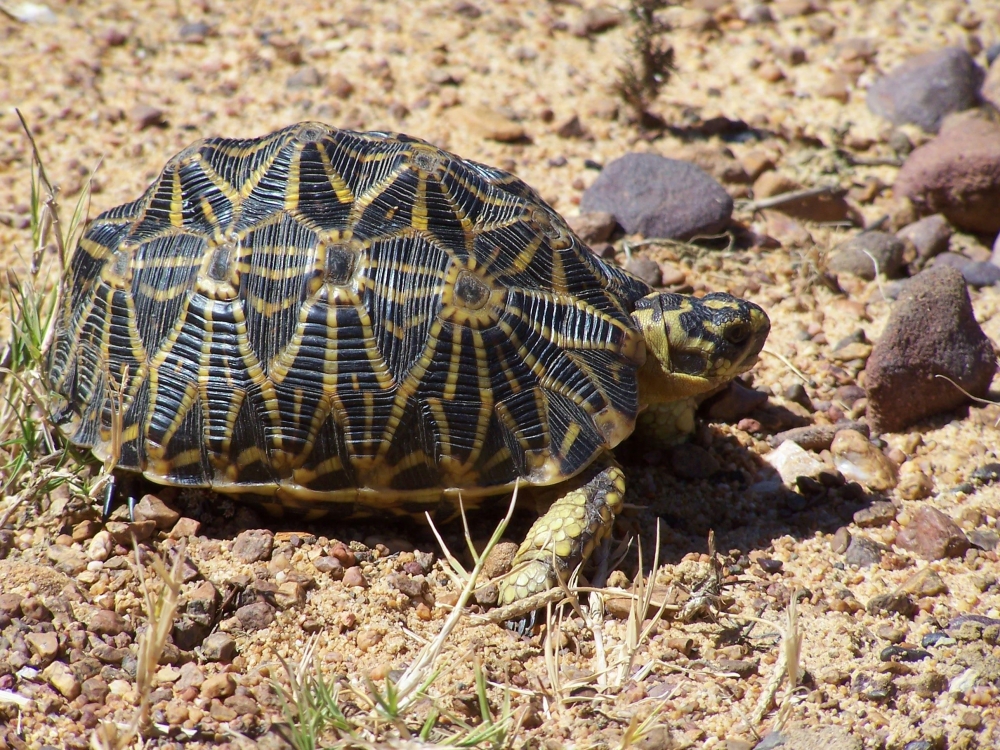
[497,453,625,611]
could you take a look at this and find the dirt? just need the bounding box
[1,1,999,749]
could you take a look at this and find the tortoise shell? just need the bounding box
[46,122,653,509]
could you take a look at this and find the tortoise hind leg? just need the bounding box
[497,453,625,610]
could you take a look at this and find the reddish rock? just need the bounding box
[866,47,984,133]
[896,507,970,560]
[865,266,997,433]
[894,115,1000,234]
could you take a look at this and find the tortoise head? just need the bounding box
[632,291,770,407]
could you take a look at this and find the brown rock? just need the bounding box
[983,57,1000,110]
[481,540,519,580]
[845,535,883,568]
[25,632,59,661]
[327,73,355,99]
[897,567,948,597]
[454,105,526,143]
[19,596,52,622]
[853,501,897,529]
[762,210,812,247]
[753,171,799,199]
[757,62,785,83]
[866,47,984,133]
[570,6,623,37]
[232,529,274,563]
[740,151,775,181]
[896,214,952,269]
[81,676,110,704]
[235,601,275,630]
[831,527,851,554]
[46,544,88,575]
[134,494,180,530]
[343,566,368,588]
[169,517,201,539]
[105,519,156,544]
[581,153,733,240]
[0,592,23,618]
[44,661,82,700]
[816,72,852,103]
[625,256,662,286]
[202,632,237,662]
[566,211,617,245]
[865,266,997,433]
[201,673,237,700]
[866,591,917,618]
[897,466,933,500]
[129,104,165,130]
[831,430,898,490]
[894,115,1000,234]
[555,114,589,139]
[286,66,322,89]
[88,609,128,636]
[896,507,970,560]
[827,231,907,279]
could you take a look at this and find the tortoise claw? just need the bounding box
[101,474,137,521]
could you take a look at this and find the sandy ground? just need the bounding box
[1,1,1000,748]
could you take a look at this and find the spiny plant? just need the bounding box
[613,0,675,128]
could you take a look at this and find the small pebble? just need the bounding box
[235,601,276,631]
[845,535,883,568]
[88,609,128,637]
[879,645,931,662]
[343,566,368,589]
[232,529,274,563]
[896,507,970,560]
[831,430,898,490]
[200,673,236,700]
[853,500,898,528]
[202,632,237,662]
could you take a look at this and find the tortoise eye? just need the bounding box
[724,323,751,346]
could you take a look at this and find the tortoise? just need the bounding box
[46,122,770,611]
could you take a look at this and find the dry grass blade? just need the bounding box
[90,539,185,749]
[745,591,804,731]
[391,482,519,710]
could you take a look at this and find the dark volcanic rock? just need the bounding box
[581,153,733,240]
[865,266,997,433]
[894,114,1000,234]
[866,47,984,133]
